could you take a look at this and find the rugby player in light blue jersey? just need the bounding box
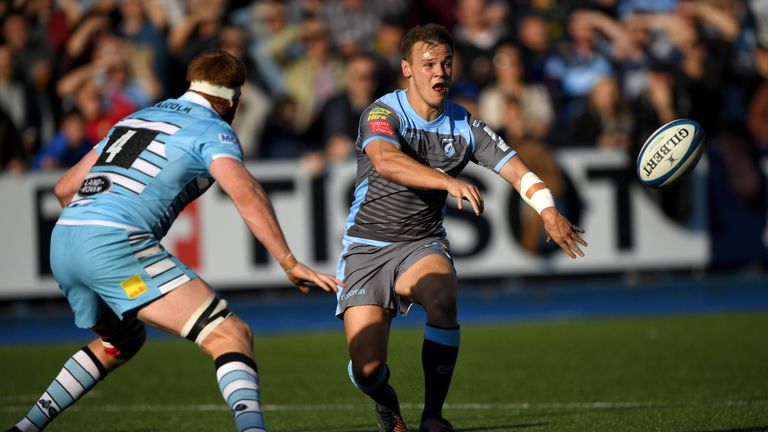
[335,24,588,432]
[7,50,341,432]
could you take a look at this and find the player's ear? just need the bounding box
[401,59,412,79]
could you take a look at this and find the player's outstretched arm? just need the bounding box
[498,155,587,259]
[366,139,484,215]
[54,148,100,207]
[210,157,342,293]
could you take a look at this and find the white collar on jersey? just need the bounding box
[179,91,216,113]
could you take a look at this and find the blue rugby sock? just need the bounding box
[14,347,106,431]
[215,353,266,432]
[422,324,460,422]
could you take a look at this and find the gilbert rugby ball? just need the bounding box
[636,118,705,189]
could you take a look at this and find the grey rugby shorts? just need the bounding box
[335,237,454,317]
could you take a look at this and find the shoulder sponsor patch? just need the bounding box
[218,133,240,145]
[369,120,395,136]
[367,107,392,121]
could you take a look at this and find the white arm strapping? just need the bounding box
[519,171,555,214]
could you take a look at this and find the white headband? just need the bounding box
[189,81,240,100]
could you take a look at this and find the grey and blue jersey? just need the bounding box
[344,89,517,245]
[58,93,243,239]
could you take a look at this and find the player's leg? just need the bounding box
[344,305,407,432]
[8,308,146,432]
[136,277,264,432]
[396,254,459,432]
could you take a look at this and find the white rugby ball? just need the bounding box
[636,118,705,189]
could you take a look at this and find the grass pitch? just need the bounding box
[2,312,767,431]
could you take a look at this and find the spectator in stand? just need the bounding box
[1,13,52,159]
[0,107,24,173]
[166,0,226,95]
[65,77,132,147]
[282,17,344,135]
[33,108,92,171]
[247,0,304,97]
[114,0,170,97]
[23,0,72,54]
[452,0,508,88]
[478,41,554,140]
[566,76,633,150]
[323,0,381,57]
[219,24,273,160]
[59,13,112,74]
[0,44,32,147]
[57,32,160,114]
[515,13,553,83]
[2,12,52,82]
[544,9,614,128]
[315,54,379,164]
[372,17,405,94]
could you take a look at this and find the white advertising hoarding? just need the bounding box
[0,149,708,298]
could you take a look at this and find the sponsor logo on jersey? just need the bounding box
[341,288,366,302]
[369,120,394,136]
[78,175,112,196]
[367,107,392,121]
[218,133,240,145]
[472,119,485,128]
[442,138,456,157]
[120,274,149,299]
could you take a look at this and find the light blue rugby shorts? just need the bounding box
[50,223,198,328]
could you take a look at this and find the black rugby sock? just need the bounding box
[351,363,401,414]
[421,324,460,421]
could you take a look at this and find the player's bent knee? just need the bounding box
[348,360,389,392]
[422,291,457,322]
[350,359,385,383]
[101,315,147,360]
[180,295,232,346]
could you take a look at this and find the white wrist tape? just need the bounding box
[189,80,239,100]
[520,172,555,214]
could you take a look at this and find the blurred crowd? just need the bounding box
[0,0,767,263]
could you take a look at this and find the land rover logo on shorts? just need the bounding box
[442,138,456,157]
[79,175,112,196]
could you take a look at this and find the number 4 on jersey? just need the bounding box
[96,126,159,168]
[105,130,137,163]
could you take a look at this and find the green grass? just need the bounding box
[2,312,767,431]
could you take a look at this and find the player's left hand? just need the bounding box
[540,208,587,259]
[286,262,343,294]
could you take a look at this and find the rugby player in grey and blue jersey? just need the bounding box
[6,50,341,432]
[336,24,588,432]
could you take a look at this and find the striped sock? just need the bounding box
[215,353,266,432]
[15,347,106,431]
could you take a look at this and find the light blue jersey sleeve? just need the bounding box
[194,123,244,169]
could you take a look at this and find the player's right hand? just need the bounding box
[286,262,343,294]
[446,177,484,215]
